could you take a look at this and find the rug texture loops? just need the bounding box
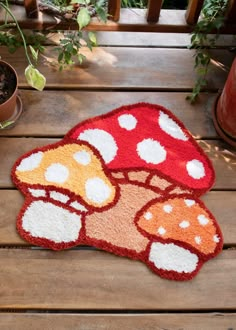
[12,103,223,281]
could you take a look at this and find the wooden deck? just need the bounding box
[0,32,236,329]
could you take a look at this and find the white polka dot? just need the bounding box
[73,150,91,165]
[184,199,195,207]
[144,211,153,220]
[158,226,166,235]
[186,159,205,179]
[17,152,43,172]
[213,235,220,243]
[197,214,209,226]
[137,138,166,165]
[149,242,199,273]
[195,236,202,245]
[78,129,118,164]
[118,114,137,131]
[158,111,188,141]
[45,163,69,184]
[179,220,190,229]
[163,204,173,213]
[85,177,111,205]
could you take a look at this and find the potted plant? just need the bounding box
[0,59,22,129]
[212,57,236,147]
[0,1,46,92]
[0,0,107,70]
[187,0,229,103]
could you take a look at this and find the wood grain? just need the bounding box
[0,47,233,90]
[95,31,236,47]
[146,0,163,23]
[185,0,204,25]
[0,8,193,32]
[0,32,234,323]
[108,0,121,22]
[0,138,235,189]
[2,7,236,33]
[0,249,235,309]
[0,190,235,246]
[0,91,219,138]
[23,0,39,18]
[0,313,236,330]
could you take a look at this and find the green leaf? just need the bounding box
[66,42,74,53]
[86,40,93,51]
[58,52,64,63]
[71,0,86,4]
[0,121,14,129]
[25,65,46,91]
[96,0,105,6]
[88,32,97,45]
[78,53,86,64]
[95,6,107,22]
[77,8,91,30]
[29,45,38,62]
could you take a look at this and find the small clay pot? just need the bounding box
[212,57,236,148]
[0,60,18,123]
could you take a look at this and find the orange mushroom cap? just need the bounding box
[136,194,223,256]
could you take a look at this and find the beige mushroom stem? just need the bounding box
[85,182,159,253]
[111,170,191,195]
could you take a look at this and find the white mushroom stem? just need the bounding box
[21,199,83,244]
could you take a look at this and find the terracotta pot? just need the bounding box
[0,60,18,123]
[213,57,236,147]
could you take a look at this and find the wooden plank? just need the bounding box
[146,0,163,23]
[226,0,236,23]
[108,0,121,22]
[23,0,39,18]
[0,313,236,330]
[0,8,191,32]
[0,249,235,309]
[185,0,204,25]
[0,138,235,189]
[198,139,236,190]
[0,91,219,138]
[94,32,236,47]
[0,47,233,90]
[0,190,235,246]
[1,7,236,33]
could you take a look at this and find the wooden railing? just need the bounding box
[1,0,236,33]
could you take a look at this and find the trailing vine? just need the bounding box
[0,0,107,84]
[186,0,228,103]
[0,1,46,90]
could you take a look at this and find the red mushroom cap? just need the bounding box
[65,103,215,195]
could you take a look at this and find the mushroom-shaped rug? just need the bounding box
[12,103,223,281]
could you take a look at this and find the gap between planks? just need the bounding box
[0,47,233,90]
[0,91,225,139]
[0,249,235,310]
[0,312,236,330]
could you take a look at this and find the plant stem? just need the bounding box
[0,2,33,66]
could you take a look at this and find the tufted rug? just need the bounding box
[12,103,223,281]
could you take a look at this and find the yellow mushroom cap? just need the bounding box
[15,141,118,209]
